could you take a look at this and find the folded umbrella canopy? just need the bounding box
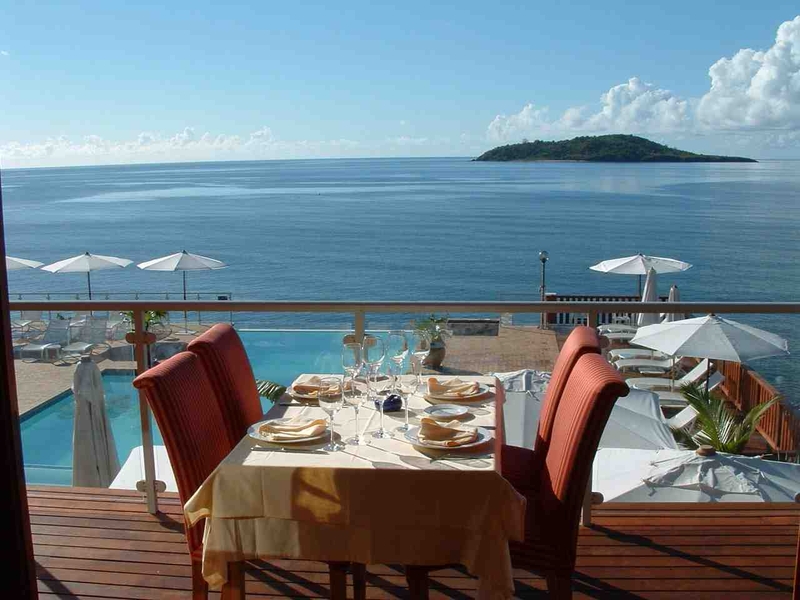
[42,252,132,299]
[6,256,44,271]
[661,284,683,323]
[636,267,660,327]
[589,253,692,295]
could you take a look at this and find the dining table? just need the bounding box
[184,374,527,600]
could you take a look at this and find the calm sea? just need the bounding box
[2,157,799,401]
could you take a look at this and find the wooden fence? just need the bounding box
[718,360,799,454]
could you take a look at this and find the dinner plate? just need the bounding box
[423,404,469,420]
[248,418,329,444]
[404,426,492,450]
[424,384,493,404]
[288,386,322,400]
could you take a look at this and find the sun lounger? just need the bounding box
[614,356,683,373]
[653,372,724,409]
[666,405,699,430]
[628,359,711,391]
[63,317,110,359]
[602,331,637,343]
[608,348,669,362]
[598,324,638,334]
[20,320,71,362]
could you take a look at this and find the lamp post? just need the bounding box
[539,250,549,329]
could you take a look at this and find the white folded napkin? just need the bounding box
[291,375,323,396]
[258,417,328,441]
[427,377,481,398]
[418,417,478,447]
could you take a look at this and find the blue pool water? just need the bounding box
[19,329,365,486]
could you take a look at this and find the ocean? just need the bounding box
[2,157,799,401]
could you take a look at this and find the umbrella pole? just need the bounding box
[638,275,642,298]
[87,272,92,301]
[671,355,675,391]
[183,271,188,334]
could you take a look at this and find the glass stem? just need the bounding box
[404,394,410,428]
[330,414,335,443]
[379,399,385,432]
[354,406,360,441]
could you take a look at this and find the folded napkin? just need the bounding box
[418,417,478,447]
[427,377,481,398]
[292,375,323,396]
[258,417,328,441]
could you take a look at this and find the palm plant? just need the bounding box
[674,382,775,454]
[255,380,287,402]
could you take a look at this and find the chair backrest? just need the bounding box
[537,353,629,566]
[133,352,231,554]
[187,324,263,447]
[86,318,109,344]
[666,405,699,430]
[21,310,42,321]
[42,319,71,344]
[534,326,601,455]
[680,358,710,385]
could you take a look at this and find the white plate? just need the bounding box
[425,383,492,403]
[248,418,329,444]
[423,404,469,420]
[404,426,492,450]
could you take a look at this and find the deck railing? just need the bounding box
[548,294,672,325]
[8,298,800,518]
[718,360,799,455]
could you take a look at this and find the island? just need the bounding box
[474,134,757,163]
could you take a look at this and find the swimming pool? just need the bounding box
[19,329,380,486]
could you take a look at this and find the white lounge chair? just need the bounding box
[608,348,669,362]
[628,359,711,391]
[602,331,637,343]
[666,405,699,431]
[654,372,724,409]
[20,319,71,362]
[63,317,110,359]
[614,356,683,373]
[598,324,638,334]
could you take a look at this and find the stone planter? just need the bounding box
[423,342,446,369]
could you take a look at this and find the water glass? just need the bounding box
[394,375,413,433]
[362,334,386,377]
[387,330,408,391]
[342,340,362,378]
[366,366,393,439]
[409,330,431,388]
[318,376,345,451]
[343,374,369,446]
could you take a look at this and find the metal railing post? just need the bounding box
[354,309,366,343]
[131,310,159,514]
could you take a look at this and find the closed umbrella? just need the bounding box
[72,356,120,487]
[593,447,800,502]
[637,267,660,327]
[42,252,132,299]
[6,256,43,271]
[589,253,692,295]
[137,250,227,333]
[661,284,683,323]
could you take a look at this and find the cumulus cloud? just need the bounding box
[488,15,800,144]
[1,50,9,56]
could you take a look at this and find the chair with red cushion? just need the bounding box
[508,353,629,598]
[133,351,234,599]
[187,324,264,447]
[501,326,601,494]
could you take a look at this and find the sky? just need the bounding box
[2,1,800,167]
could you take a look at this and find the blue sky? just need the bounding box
[2,1,800,166]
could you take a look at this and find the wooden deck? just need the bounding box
[28,485,799,599]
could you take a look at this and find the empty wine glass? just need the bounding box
[362,335,390,438]
[342,340,362,379]
[409,330,431,388]
[387,330,408,392]
[343,373,369,446]
[395,375,413,433]
[318,376,344,451]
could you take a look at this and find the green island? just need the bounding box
[474,134,757,163]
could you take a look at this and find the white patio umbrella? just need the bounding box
[593,447,800,502]
[630,314,789,390]
[636,267,660,327]
[589,253,692,295]
[42,252,133,299]
[6,256,43,271]
[137,250,227,333]
[72,356,120,487]
[661,284,683,323]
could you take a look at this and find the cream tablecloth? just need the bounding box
[184,375,526,599]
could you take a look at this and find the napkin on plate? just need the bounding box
[292,375,323,396]
[258,417,328,441]
[417,417,478,447]
[427,377,481,399]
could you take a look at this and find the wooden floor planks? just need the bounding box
[28,485,800,599]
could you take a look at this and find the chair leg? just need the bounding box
[545,572,572,599]
[191,559,209,600]
[220,561,245,600]
[405,566,430,600]
[351,562,367,600]
[328,561,349,600]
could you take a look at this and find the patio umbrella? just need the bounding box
[42,252,132,299]
[661,284,683,323]
[72,356,120,487]
[137,250,227,333]
[630,314,789,390]
[6,256,43,271]
[636,268,660,327]
[593,447,800,502]
[589,253,692,295]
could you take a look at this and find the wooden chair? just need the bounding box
[506,353,629,598]
[187,324,264,447]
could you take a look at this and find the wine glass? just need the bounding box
[409,330,431,389]
[342,340,362,379]
[362,335,390,438]
[318,376,344,451]
[343,373,369,446]
[386,330,408,392]
[395,374,413,433]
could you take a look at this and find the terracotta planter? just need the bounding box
[423,343,446,369]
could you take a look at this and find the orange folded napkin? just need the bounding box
[292,375,323,396]
[427,377,481,398]
[258,417,328,441]
[418,417,478,447]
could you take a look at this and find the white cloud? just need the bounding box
[488,15,800,144]
[0,50,9,56]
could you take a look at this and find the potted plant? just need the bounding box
[412,313,451,369]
